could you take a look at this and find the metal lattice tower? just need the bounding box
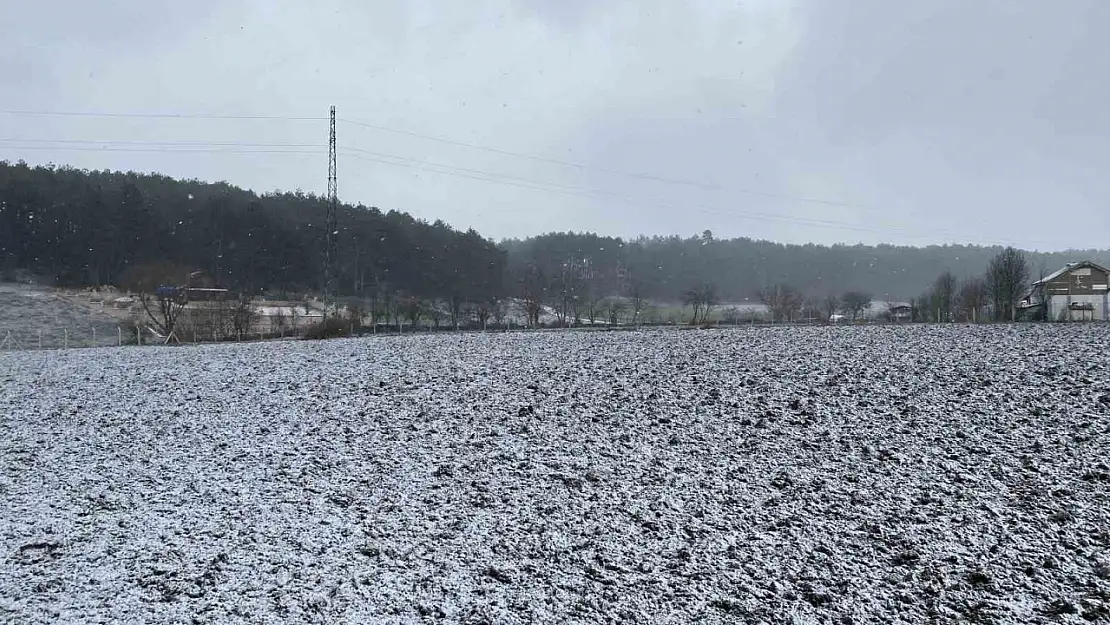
[324,105,338,317]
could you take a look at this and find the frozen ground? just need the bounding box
[1,325,1109,624]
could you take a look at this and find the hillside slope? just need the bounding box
[0,284,128,349]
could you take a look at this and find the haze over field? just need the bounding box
[3,1,1108,249]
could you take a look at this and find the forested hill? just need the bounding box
[0,161,505,303]
[503,232,1110,302]
[3,161,1108,305]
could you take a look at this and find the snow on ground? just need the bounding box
[0,284,124,349]
[1,325,1109,624]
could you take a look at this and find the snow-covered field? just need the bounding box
[2,325,1109,624]
[0,284,124,349]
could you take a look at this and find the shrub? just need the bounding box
[303,317,350,340]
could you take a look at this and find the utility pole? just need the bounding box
[324,105,339,318]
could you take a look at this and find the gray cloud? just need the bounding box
[2,0,1107,250]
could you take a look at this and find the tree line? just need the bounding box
[914,247,1031,323]
[0,161,507,325]
[3,161,1104,329]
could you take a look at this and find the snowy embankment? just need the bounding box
[1,325,1108,624]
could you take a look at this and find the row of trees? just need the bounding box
[913,271,985,323]
[502,231,1109,304]
[0,161,507,314]
[751,284,874,323]
[915,247,1030,322]
[0,162,1074,332]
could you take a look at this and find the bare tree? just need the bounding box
[586,292,603,325]
[821,293,841,323]
[580,258,600,325]
[344,298,367,330]
[721,306,742,325]
[881,300,898,322]
[986,247,1029,321]
[932,271,957,322]
[701,283,720,323]
[841,291,873,322]
[957,277,988,323]
[447,294,465,331]
[369,279,391,328]
[231,295,258,337]
[473,299,494,330]
[552,256,587,327]
[426,300,446,329]
[120,262,192,342]
[628,279,648,326]
[759,284,803,323]
[518,297,543,328]
[802,296,822,322]
[683,282,719,325]
[518,263,546,328]
[491,298,508,329]
[271,309,289,335]
[399,295,423,329]
[682,288,704,325]
[605,297,628,325]
[912,292,933,322]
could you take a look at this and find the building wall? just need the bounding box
[1047,293,1109,322]
[1042,265,1110,296]
[1039,265,1110,321]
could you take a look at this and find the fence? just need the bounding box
[0,325,317,352]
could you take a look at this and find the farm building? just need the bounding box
[255,303,324,333]
[888,303,914,322]
[1019,261,1110,322]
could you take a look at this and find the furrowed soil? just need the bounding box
[1,325,1108,624]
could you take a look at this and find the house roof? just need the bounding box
[1032,260,1110,286]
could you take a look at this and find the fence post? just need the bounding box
[118,327,122,347]
[136,326,141,345]
[194,330,198,344]
[92,327,96,347]
[64,328,68,349]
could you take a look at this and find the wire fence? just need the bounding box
[0,325,320,351]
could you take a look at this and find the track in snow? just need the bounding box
[1,325,1109,624]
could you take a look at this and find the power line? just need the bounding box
[0,135,1020,243]
[339,116,898,215]
[0,109,324,121]
[0,145,325,155]
[0,109,1031,244]
[338,117,716,191]
[0,137,1043,246]
[0,138,320,148]
[0,107,919,217]
[339,149,1002,242]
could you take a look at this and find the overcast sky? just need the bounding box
[2,0,1108,250]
